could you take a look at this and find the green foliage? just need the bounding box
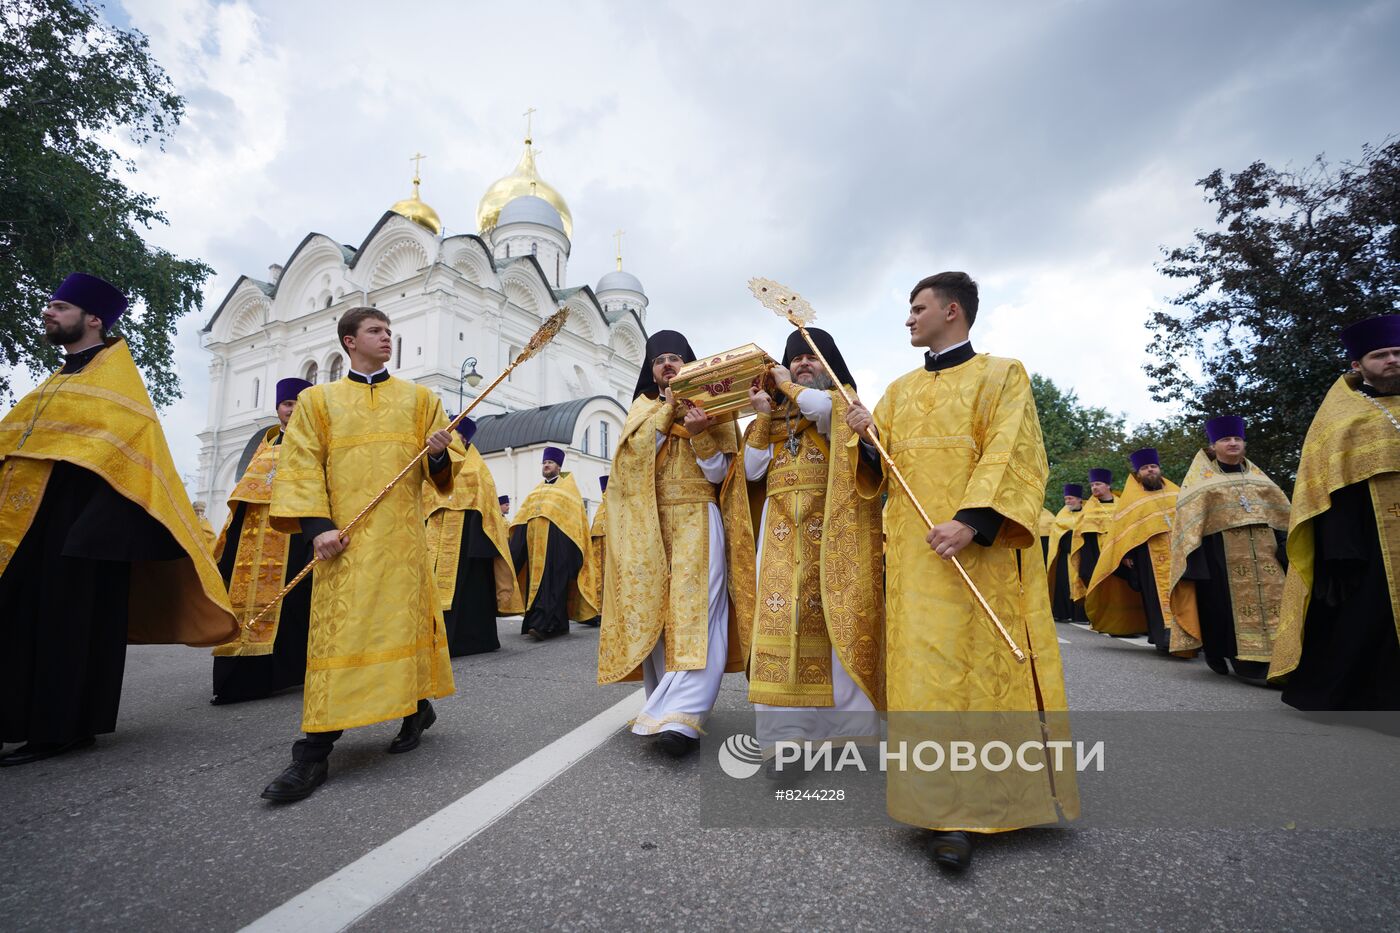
[1146,139,1400,491]
[0,0,210,405]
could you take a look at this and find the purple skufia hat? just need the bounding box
[51,273,128,330]
[498,495,509,505]
[1063,483,1084,498]
[1341,315,1400,360]
[1129,448,1160,471]
[275,377,312,406]
[1205,415,1246,444]
[542,446,566,465]
[599,475,609,493]
[454,416,478,446]
[1087,468,1112,485]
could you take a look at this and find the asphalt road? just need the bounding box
[2,621,1397,932]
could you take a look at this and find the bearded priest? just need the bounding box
[597,330,755,758]
[509,447,597,640]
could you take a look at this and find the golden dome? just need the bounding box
[476,139,573,239]
[391,173,442,235]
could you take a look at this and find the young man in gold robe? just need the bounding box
[260,307,460,803]
[0,274,236,766]
[597,330,755,758]
[1270,316,1400,710]
[1045,484,1087,623]
[1073,469,1144,636]
[845,272,1075,872]
[743,328,883,766]
[424,418,522,656]
[210,376,315,704]
[1087,449,1198,655]
[509,448,598,640]
[579,475,609,628]
[1168,417,1290,685]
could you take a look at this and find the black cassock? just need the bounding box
[1180,463,1287,681]
[1115,542,1170,650]
[1051,527,1088,623]
[1,461,183,745]
[209,494,313,704]
[509,521,582,639]
[442,508,502,656]
[1283,480,1400,711]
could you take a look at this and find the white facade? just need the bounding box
[196,174,649,525]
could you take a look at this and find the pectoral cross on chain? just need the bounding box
[1239,492,1252,513]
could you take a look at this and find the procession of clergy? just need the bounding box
[4,270,1399,873]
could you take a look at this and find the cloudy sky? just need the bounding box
[17,0,1400,482]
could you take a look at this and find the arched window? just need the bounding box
[530,241,538,256]
[555,253,561,285]
[600,420,610,459]
[252,377,260,407]
[505,243,511,258]
[303,361,318,383]
[395,337,403,370]
[327,356,344,381]
[582,427,591,456]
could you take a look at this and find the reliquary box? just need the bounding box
[670,343,776,421]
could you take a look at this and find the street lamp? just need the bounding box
[458,356,482,412]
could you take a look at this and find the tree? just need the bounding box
[1031,373,1126,510]
[0,0,210,405]
[1146,139,1400,491]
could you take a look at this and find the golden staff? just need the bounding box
[244,307,571,631]
[747,277,1025,663]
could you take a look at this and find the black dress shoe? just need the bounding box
[388,701,437,754]
[653,731,699,758]
[925,830,974,872]
[260,761,328,802]
[577,617,601,628]
[524,629,544,641]
[0,735,95,767]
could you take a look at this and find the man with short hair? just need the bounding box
[1270,316,1400,710]
[1168,416,1290,684]
[260,306,460,802]
[845,272,1075,872]
[510,448,598,640]
[745,328,883,764]
[1046,484,1088,623]
[1087,449,1197,653]
[0,274,236,766]
[424,418,522,656]
[210,376,316,704]
[498,495,510,518]
[598,331,755,758]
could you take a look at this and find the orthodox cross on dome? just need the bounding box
[523,106,537,144]
[614,228,625,271]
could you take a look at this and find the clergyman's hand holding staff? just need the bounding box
[243,307,571,631]
[747,277,1025,662]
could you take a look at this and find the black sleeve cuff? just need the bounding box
[953,507,1004,547]
[300,517,336,539]
[858,440,883,474]
[428,450,451,475]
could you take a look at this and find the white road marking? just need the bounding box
[240,688,645,933]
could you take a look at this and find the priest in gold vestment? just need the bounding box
[260,308,460,803]
[743,328,882,763]
[1168,417,1290,685]
[210,376,315,704]
[509,447,598,639]
[1270,316,1400,710]
[1087,449,1198,655]
[597,330,755,758]
[579,475,609,628]
[1045,484,1087,623]
[845,272,1075,872]
[1,274,236,767]
[1073,469,1143,636]
[423,417,522,656]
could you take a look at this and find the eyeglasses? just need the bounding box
[653,354,685,366]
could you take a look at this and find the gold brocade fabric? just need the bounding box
[1044,505,1082,604]
[847,354,1077,831]
[211,427,292,657]
[1167,450,1291,657]
[597,395,756,685]
[588,494,607,611]
[423,445,522,614]
[1270,375,1400,681]
[510,472,598,620]
[0,338,236,647]
[1087,475,1198,649]
[1037,508,1056,542]
[269,376,459,733]
[744,390,884,709]
[1068,495,1114,602]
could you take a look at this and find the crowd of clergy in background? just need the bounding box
[3,270,1397,874]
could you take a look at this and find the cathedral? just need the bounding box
[194,130,649,524]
